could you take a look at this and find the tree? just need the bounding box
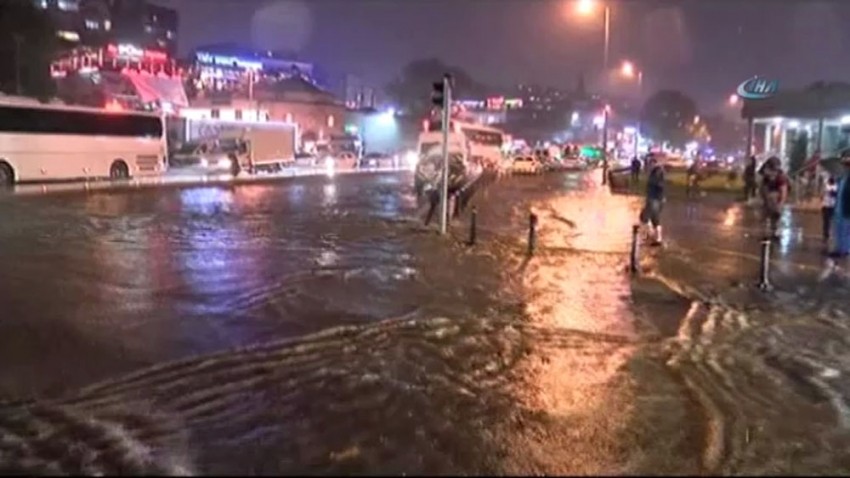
[0,0,58,100]
[386,58,486,116]
[640,90,699,148]
[789,131,809,174]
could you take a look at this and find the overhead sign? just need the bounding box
[737,76,779,100]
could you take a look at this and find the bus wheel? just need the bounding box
[0,162,14,188]
[109,160,130,180]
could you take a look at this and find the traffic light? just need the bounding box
[432,81,445,107]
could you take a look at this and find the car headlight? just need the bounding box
[369,159,377,166]
[324,157,335,168]
[217,158,232,168]
[199,158,209,167]
[405,151,418,167]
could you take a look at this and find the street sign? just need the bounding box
[737,77,779,100]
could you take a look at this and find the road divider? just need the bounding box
[7,165,414,197]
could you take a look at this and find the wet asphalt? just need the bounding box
[1,170,850,474]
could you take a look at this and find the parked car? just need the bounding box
[511,155,542,175]
[360,152,395,169]
[333,151,358,170]
[293,152,318,167]
[169,140,242,176]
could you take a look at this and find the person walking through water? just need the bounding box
[759,156,789,240]
[743,155,758,202]
[823,156,850,278]
[639,159,666,247]
[821,174,838,250]
[630,156,641,189]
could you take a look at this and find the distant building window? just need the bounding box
[104,19,112,31]
[144,24,153,33]
[85,19,99,30]
[58,0,79,11]
[285,113,293,123]
[235,110,242,120]
[211,109,220,119]
[166,30,174,39]
[327,115,335,128]
[56,30,80,42]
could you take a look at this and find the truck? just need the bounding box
[169,117,298,174]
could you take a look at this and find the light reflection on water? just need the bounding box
[504,180,640,474]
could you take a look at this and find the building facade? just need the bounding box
[35,0,177,56]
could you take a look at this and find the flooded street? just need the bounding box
[2,171,850,474]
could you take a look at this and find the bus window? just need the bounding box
[0,105,162,138]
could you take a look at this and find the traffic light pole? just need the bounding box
[439,75,452,235]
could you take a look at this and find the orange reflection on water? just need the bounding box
[504,180,640,474]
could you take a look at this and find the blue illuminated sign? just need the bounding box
[736,76,779,100]
[196,52,263,70]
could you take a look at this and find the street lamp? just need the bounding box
[728,94,739,106]
[620,60,644,160]
[575,0,611,71]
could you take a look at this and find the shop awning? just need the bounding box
[124,72,189,107]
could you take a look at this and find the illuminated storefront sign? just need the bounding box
[196,52,263,71]
[486,96,505,110]
[106,43,168,63]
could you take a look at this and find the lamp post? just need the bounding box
[576,0,611,72]
[621,61,644,160]
[13,33,23,96]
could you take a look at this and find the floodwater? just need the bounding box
[1,170,850,474]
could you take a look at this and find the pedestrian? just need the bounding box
[743,155,758,202]
[822,156,850,277]
[822,175,838,248]
[630,156,641,187]
[686,160,701,198]
[639,160,666,247]
[759,156,789,240]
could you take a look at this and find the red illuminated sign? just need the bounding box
[486,96,505,110]
[106,43,168,63]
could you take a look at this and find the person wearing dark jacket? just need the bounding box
[759,157,788,239]
[639,162,666,246]
[743,156,758,201]
[822,157,850,278]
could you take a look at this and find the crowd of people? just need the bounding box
[630,151,850,275]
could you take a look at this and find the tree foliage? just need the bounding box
[640,89,699,148]
[0,0,58,100]
[386,58,486,115]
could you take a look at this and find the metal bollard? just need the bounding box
[527,213,538,256]
[468,206,478,246]
[757,237,773,291]
[630,224,640,275]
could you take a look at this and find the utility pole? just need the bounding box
[634,71,643,161]
[601,104,610,185]
[13,34,23,96]
[437,75,452,235]
[431,76,453,234]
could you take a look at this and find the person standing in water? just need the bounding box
[822,175,838,248]
[759,157,788,240]
[821,156,850,279]
[639,159,666,246]
[743,155,758,202]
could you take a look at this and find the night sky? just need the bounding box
[153,0,850,112]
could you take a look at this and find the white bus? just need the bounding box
[0,98,167,187]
